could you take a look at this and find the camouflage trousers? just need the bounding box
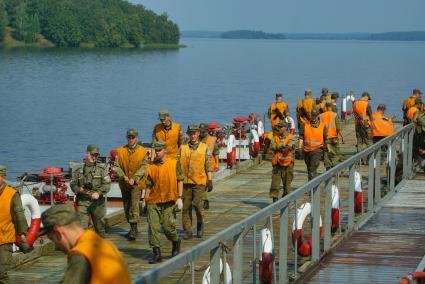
[182,184,205,233]
[324,138,341,169]
[270,164,294,199]
[0,244,12,284]
[76,197,106,237]
[355,124,372,152]
[119,182,141,224]
[147,202,179,248]
[304,149,323,181]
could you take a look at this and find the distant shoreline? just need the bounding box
[181,30,425,41]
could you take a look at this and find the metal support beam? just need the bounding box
[368,152,375,212]
[279,206,288,284]
[210,246,221,284]
[348,165,355,230]
[375,148,382,206]
[312,184,321,261]
[389,139,396,191]
[324,178,332,251]
[233,232,243,284]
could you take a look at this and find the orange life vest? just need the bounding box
[205,135,218,171]
[371,112,395,137]
[297,98,314,119]
[0,185,17,245]
[353,100,369,125]
[116,145,148,187]
[269,101,288,128]
[403,97,416,111]
[303,122,325,152]
[320,111,338,139]
[153,122,181,160]
[271,134,294,166]
[180,143,208,185]
[407,106,418,121]
[71,230,132,284]
[145,158,178,204]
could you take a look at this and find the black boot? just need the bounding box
[148,247,162,264]
[171,239,181,257]
[127,223,137,241]
[272,197,278,203]
[183,231,193,240]
[203,199,210,210]
[196,223,204,238]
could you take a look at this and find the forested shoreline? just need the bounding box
[0,0,180,48]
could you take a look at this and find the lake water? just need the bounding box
[1,38,424,177]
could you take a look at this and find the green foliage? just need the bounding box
[0,0,7,42]
[222,30,286,40]
[2,0,180,47]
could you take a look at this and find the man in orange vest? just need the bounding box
[179,125,213,240]
[270,121,295,202]
[199,123,219,210]
[152,109,185,160]
[353,92,373,153]
[320,102,343,170]
[372,104,395,143]
[0,165,32,283]
[39,204,132,283]
[406,98,423,124]
[114,128,149,241]
[144,141,183,264]
[322,87,331,101]
[301,109,328,180]
[268,93,288,131]
[403,89,422,125]
[296,89,315,132]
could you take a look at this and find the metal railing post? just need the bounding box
[312,184,321,261]
[368,152,375,212]
[348,165,355,230]
[389,139,396,191]
[402,132,408,179]
[279,205,289,284]
[324,178,332,251]
[408,128,414,177]
[252,224,257,284]
[375,148,382,206]
[233,232,243,283]
[210,246,221,284]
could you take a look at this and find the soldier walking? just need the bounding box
[353,92,373,153]
[268,93,288,131]
[114,128,149,240]
[70,145,111,237]
[320,102,343,170]
[144,141,183,264]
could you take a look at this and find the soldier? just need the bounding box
[296,89,315,132]
[114,128,149,241]
[320,101,343,170]
[39,204,132,283]
[270,121,295,202]
[331,92,339,114]
[152,109,185,160]
[268,93,288,131]
[353,92,373,153]
[403,89,422,125]
[301,109,328,180]
[0,165,32,284]
[371,104,395,143]
[180,125,213,240]
[144,141,183,264]
[70,145,111,237]
[406,98,423,124]
[199,123,219,210]
[321,87,331,101]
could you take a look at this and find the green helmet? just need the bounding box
[86,144,100,154]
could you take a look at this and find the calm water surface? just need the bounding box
[1,38,424,177]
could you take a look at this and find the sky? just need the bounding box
[134,0,425,33]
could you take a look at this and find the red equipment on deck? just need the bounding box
[37,167,68,204]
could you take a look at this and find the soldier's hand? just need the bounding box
[79,187,86,194]
[128,178,135,186]
[91,192,100,200]
[124,176,129,183]
[206,180,213,192]
[19,235,33,254]
[176,197,183,211]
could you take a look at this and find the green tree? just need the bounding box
[0,0,7,42]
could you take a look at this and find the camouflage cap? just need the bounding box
[413,89,422,95]
[331,92,339,99]
[0,165,6,176]
[187,124,200,133]
[275,93,283,98]
[305,89,312,95]
[311,109,320,116]
[325,101,333,107]
[126,128,138,137]
[416,98,423,105]
[276,121,287,128]
[86,144,99,154]
[321,88,329,94]
[199,123,209,131]
[39,204,79,236]
[377,104,386,111]
[158,109,170,119]
[152,141,167,150]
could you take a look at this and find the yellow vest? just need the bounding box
[116,145,148,188]
[0,185,17,245]
[71,230,132,284]
[180,143,208,185]
[303,122,325,152]
[271,134,294,167]
[320,111,338,139]
[407,106,418,121]
[269,101,288,129]
[145,158,178,204]
[154,122,181,160]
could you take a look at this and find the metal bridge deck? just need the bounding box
[303,177,425,284]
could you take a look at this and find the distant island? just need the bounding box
[0,0,180,48]
[181,30,425,41]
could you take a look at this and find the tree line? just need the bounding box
[0,0,180,47]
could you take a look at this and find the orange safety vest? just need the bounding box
[0,185,17,245]
[205,135,218,171]
[271,134,294,167]
[145,158,178,204]
[407,106,418,121]
[269,101,288,129]
[303,122,325,152]
[316,101,325,113]
[153,122,181,160]
[71,230,132,284]
[180,143,208,185]
[116,145,147,184]
[371,112,394,137]
[353,100,369,125]
[320,111,338,139]
[403,97,416,111]
[297,98,314,118]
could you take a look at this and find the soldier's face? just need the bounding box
[47,227,71,253]
[127,135,138,147]
[200,130,208,138]
[189,131,200,143]
[155,148,166,160]
[0,175,5,185]
[160,116,171,126]
[85,152,96,163]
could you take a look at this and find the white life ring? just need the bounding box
[292,202,323,257]
[202,259,232,284]
[331,185,340,233]
[16,194,41,247]
[259,228,274,283]
[354,171,363,213]
[227,134,236,153]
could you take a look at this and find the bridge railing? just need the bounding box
[134,123,415,284]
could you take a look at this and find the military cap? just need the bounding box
[126,128,138,137]
[416,98,423,105]
[276,121,287,128]
[152,141,167,150]
[311,109,319,116]
[187,124,200,133]
[331,92,339,99]
[199,123,209,131]
[325,101,333,107]
[86,144,99,154]
[377,104,386,111]
[39,204,79,235]
[321,88,329,94]
[305,89,312,95]
[0,165,6,176]
[413,88,422,95]
[361,92,371,100]
[275,93,283,98]
[158,109,170,119]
